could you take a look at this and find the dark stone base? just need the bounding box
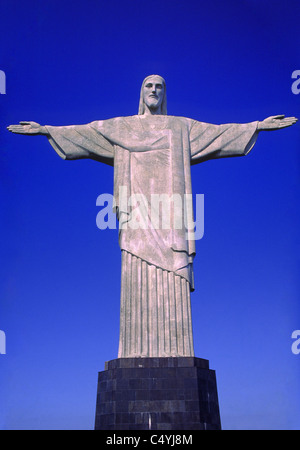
[94,357,221,430]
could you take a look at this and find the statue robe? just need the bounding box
[45,115,258,357]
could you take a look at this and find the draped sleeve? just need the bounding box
[189,120,259,165]
[45,121,115,166]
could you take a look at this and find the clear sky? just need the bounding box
[0,0,299,430]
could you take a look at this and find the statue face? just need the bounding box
[143,76,165,112]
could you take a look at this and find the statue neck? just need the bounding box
[143,104,162,115]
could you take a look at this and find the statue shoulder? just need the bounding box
[167,115,197,130]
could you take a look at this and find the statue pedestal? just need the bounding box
[94,357,221,430]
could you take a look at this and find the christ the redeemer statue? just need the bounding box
[8,75,297,359]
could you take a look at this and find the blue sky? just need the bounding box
[0,0,299,430]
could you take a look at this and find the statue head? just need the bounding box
[138,75,167,115]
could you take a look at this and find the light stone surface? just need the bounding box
[43,111,259,357]
[7,75,297,358]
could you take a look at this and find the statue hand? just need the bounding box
[257,115,298,131]
[7,121,48,135]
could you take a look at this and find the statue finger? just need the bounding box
[280,122,293,128]
[12,125,26,130]
[283,118,297,124]
[7,125,27,133]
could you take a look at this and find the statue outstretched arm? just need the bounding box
[7,120,115,166]
[190,114,298,165]
[190,120,259,164]
[257,115,298,131]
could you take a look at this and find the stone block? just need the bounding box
[95,357,221,430]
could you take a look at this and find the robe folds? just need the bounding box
[46,115,258,357]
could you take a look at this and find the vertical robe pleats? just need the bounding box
[118,250,195,358]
